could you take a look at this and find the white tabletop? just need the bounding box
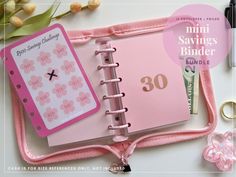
[0,0,235,177]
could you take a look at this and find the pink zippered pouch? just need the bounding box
[3,17,216,168]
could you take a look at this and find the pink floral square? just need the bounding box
[36,91,50,106]
[69,76,83,89]
[60,99,75,114]
[53,43,67,58]
[76,92,91,106]
[203,131,236,171]
[43,107,58,122]
[37,51,51,66]
[61,60,75,74]
[52,84,67,98]
[28,76,43,90]
[20,59,35,73]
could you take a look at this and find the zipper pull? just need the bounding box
[122,164,131,173]
[109,155,131,174]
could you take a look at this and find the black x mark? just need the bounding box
[47,69,58,81]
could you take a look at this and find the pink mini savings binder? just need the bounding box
[2,18,217,168]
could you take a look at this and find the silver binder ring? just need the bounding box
[95,48,116,55]
[100,78,122,85]
[97,63,119,70]
[105,108,128,115]
[96,44,129,142]
[103,93,125,100]
[108,123,131,130]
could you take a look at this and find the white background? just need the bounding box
[0,0,236,177]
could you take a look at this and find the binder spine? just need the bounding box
[95,39,130,142]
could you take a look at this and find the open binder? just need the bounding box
[47,25,190,146]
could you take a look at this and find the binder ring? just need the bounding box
[108,123,131,130]
[105,108,128,115]
[100,78,122,85]
[103,93,125,100]
[96,44,129,141]
[97,63,119,70]
[95,48,116,55]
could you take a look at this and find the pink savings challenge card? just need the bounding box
[1,24,100,137]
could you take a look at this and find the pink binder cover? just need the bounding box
[2,24,100,137]
[112,32,190,133]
